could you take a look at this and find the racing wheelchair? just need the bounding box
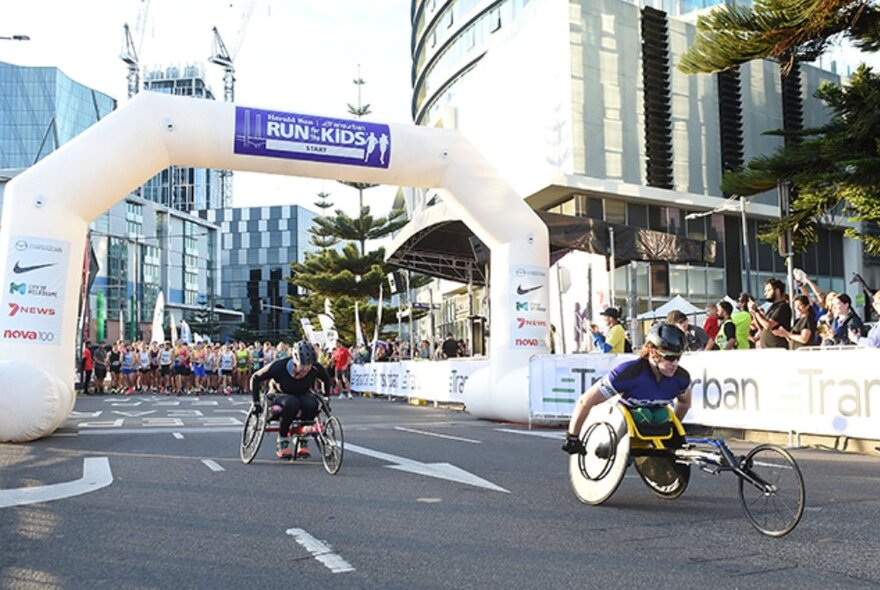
[240,389,344,475]
[569,401,805,537]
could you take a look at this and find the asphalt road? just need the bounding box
[1,394,879,589]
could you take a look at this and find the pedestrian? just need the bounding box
[600,307,627,353]
[80,340,94,395]
[703,303,720,341]
[749,279,792,349]
[666,309,713,351]
[772,295,818,349]
[92,341,107,394]
[714,302,739,350]
[332,340,353,398]
[848,289,880,348]
[442,333,458,358]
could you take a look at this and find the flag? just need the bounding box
[95,291,106,342]
[371,284,383,361]
[300,318,315,343]
[354,302,365,347]
[170,314,178,343]
[318,313,337,348]
[119,309,124,342]
[180,319,192,344]
[150,291,165,344]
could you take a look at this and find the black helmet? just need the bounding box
[646,324,686,355]
[292,340,317,367]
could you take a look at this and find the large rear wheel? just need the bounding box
[318,416,344,475]
[240,406,267,464]
[738,445,805,537]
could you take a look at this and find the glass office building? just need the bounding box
[0,61,115,168]
[201,205,318,341]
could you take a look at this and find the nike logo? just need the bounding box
[13,261,56,274]
[516,284,542,295]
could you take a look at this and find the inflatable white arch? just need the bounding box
[0,92,549,442]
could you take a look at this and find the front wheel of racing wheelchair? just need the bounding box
[569,402,689,505]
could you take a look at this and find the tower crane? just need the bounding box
[209,0,256,207]
[119,0,151,99]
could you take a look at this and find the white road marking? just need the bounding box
[345,443,509,493]
[201,459,225,472]
[393,426,481,444]
[75,426,241,435]
[417,497,443,503]
[0,457,113,509]
[495,428,562,440]
[285,528,355,574]
[172,432,184,440]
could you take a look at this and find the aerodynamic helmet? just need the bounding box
[292,340,317,367]
[645,323,686,356]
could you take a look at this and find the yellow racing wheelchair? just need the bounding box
[568,401,805,537]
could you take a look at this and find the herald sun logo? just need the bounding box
[515,338,540,347]
[8,303,56,317]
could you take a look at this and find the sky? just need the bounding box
[0,0,413,215]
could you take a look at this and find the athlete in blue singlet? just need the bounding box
[562,323,692,454]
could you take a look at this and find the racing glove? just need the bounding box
[561,432,585,455]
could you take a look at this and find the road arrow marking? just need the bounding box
[286,528,355,574]
[344,443,509,493]
[0,457,113,509]
[394,426,481,444]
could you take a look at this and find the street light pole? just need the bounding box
[740,195,752,296]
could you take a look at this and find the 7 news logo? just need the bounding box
[8,302,56,317]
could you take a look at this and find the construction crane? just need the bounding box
[120,0,151,99]
[209,1,257,207]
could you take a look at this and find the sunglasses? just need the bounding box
[656,352,682,361]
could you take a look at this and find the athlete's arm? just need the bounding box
[566,381,605,437]
[313,363,332,394]
[673,387,692,421]
[249,361,274,403]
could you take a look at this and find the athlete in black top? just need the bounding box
[250,340,331,458]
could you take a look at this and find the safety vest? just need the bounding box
[730,311,752,349]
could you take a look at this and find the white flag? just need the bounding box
[371,284,383,361]
[150,291,165,344]
[354,302,365,347]
[324,298,334,321]
[300,318,315,344]
[170,314,178,344]
[180,319,192,344]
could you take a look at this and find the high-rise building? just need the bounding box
[399,0,867,338]
[141,64,224,212]
[0,61,115,168]
[201,205,318,341]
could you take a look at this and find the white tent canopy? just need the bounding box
[637,295,705,321]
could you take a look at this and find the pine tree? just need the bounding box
[678,0,880,252]
[338,64,378,226]
[720,65,880,253]
[310,191,341,251]
[679,0,880,75]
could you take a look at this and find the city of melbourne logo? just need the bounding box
[8,282,57,298]
[9,282,26,295]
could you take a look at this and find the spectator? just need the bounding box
[666,310,713,351]
[442,333,458,358]
[714,301,739,350]
[772,295,818,349]
[816,291,839,341]
[590,323,610,352]
[703,303,720,341]
[849,289,880,348]
[80,341,94,395]
[733,294,755,349]
[749,278,792,349]
[417,339,432,359]
[600,307,626,353]
[826,293,864,346]
[92,342,107,394]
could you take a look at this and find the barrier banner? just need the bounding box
[350,359,489,403]
[529,349,880,439]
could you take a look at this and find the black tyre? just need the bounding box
[738,445,805,537]
[318,415,344,475]
[240,406,267,464]
[634,456,690,499]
